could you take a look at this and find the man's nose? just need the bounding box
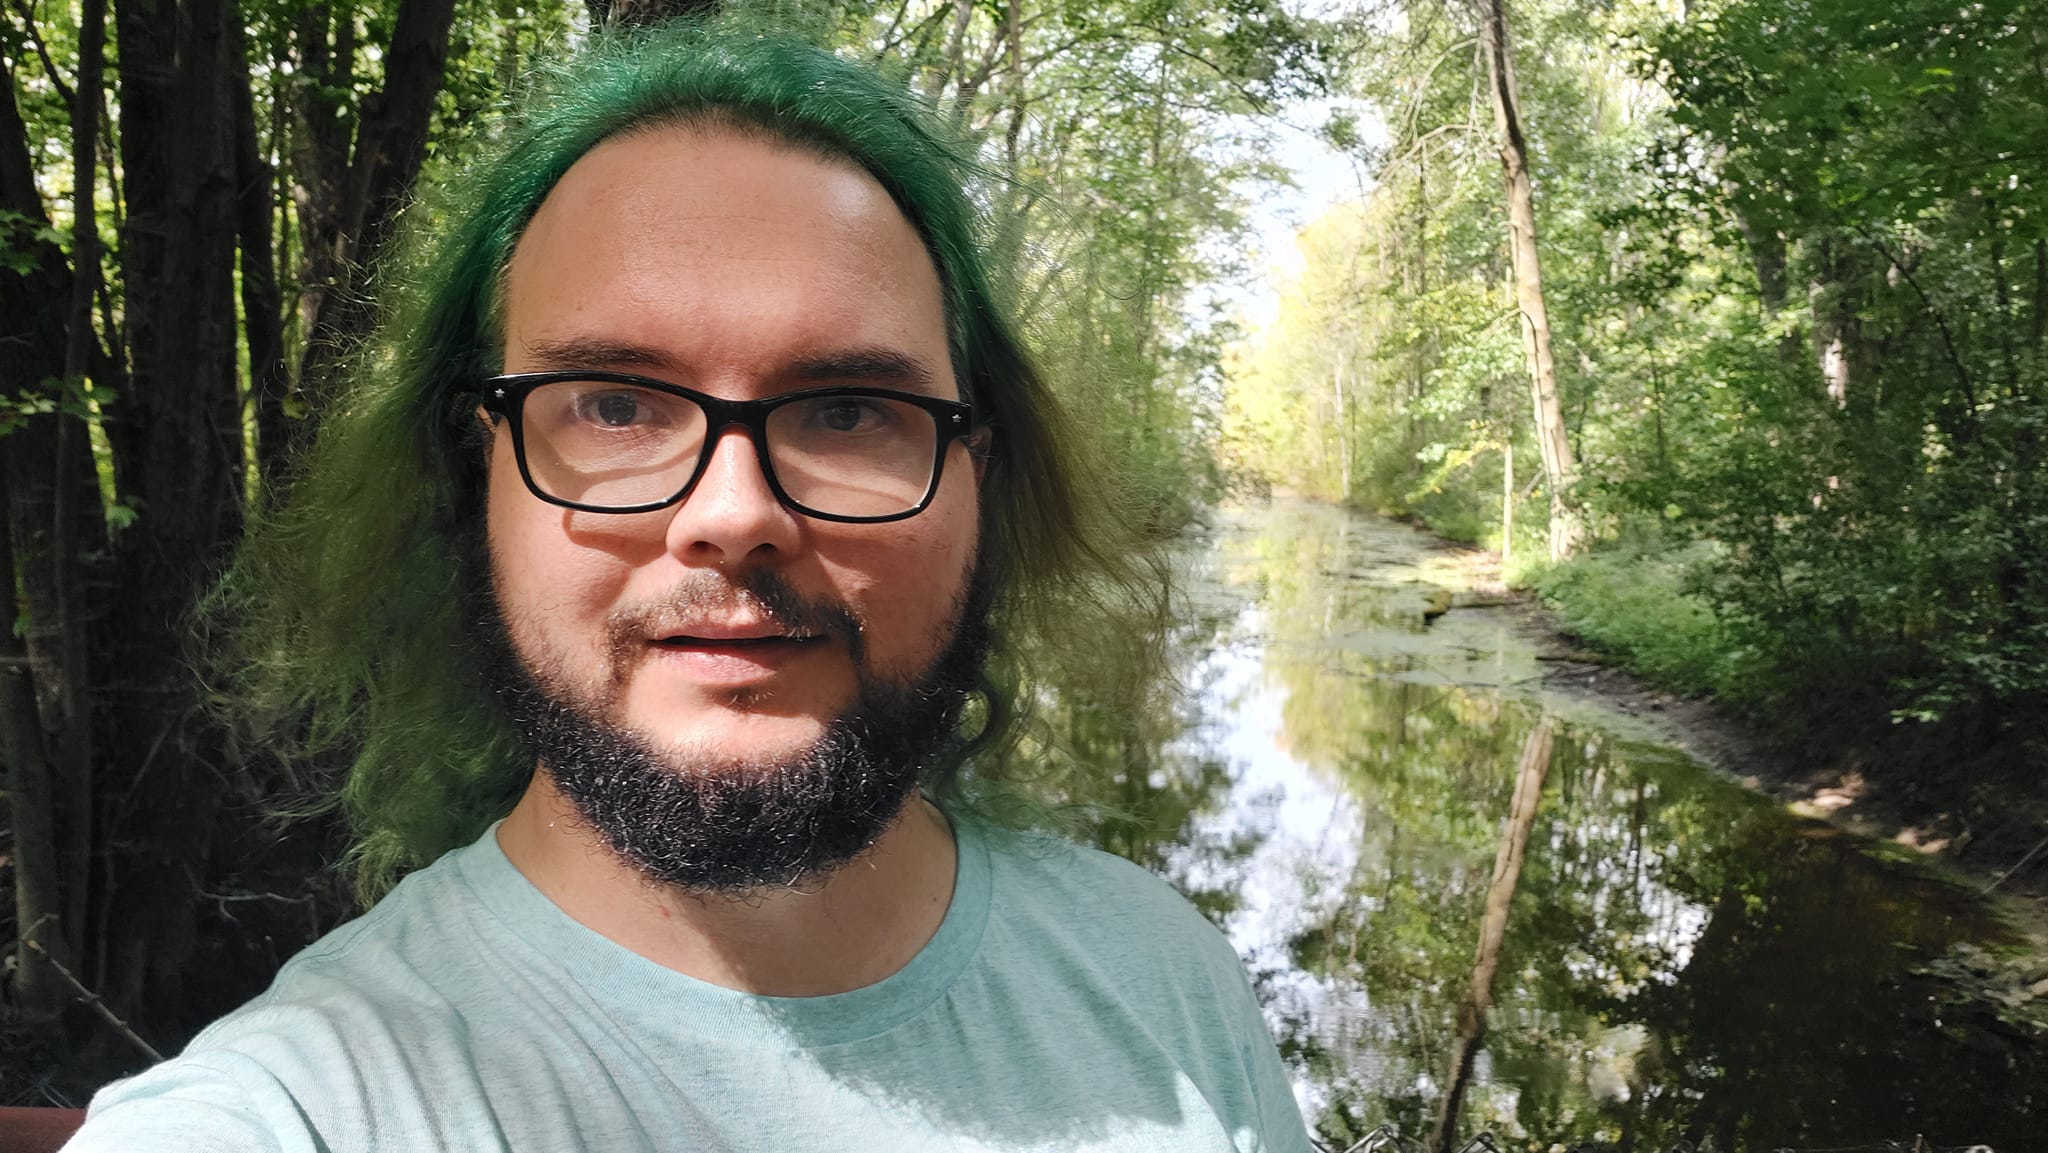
[664,425,802,564]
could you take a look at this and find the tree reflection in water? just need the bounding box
[1035,500,2044,1151]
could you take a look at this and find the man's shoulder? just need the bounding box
[67,842,524,1149]
[248,843,487,1005]
[983,824,1203,908]
[184,848,485,1052]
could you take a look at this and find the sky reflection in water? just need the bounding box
[1124,499,2041,1151]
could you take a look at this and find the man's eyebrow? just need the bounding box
[786,349,937,389]
[519,340,937,389]
[521,338,683,373]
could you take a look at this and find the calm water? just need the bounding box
[1108,499,2042,1151]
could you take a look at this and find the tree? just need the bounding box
[0,0,500,1082]
[1478,0,1579,559]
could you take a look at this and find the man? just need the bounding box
[66,20,1311,1153]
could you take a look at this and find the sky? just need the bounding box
[1216,97,1383,335]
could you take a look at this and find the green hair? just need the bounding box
[216,18,1159,903]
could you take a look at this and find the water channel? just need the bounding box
[1108,499,2044,1151]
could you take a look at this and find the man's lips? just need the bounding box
[649,634,824,649]
[642,632,827,686]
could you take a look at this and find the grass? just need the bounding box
[1508,538,1755,701]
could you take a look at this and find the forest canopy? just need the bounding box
[1226,0,2047,751]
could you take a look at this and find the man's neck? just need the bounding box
[495,772,958,997]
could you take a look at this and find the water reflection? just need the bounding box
[1065,499,2042,1150]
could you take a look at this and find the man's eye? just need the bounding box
[806,398,892,433]
[819,401,868,432]
[578,391,650,427]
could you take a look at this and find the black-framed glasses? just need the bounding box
[481,371,977,523]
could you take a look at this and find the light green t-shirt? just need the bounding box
[68,818,1312,1152]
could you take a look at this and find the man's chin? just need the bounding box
[626,710,838,773]
[535,704,938,894]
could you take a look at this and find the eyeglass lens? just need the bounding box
[518,379,941,518]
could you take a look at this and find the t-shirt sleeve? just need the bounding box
[1221,955,1315,1153]
[62,1051,319,1153]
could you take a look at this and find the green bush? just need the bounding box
[1518,539,1755,701]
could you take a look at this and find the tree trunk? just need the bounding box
[294,0,462,401]
[289,2,360,398]
[104,0,246,1022]
[230,12,291,488]
[1734,202,1787,313]
[935,0,973,96]
[1003,0,1025,171]
[1,560,69,1019]
[56,0,107,952]
[2,50,102,1017]
[1809,237,1858,408]
[0,239,72,1017]
[1480,0,1581,560]
[1428,715,1555,1153]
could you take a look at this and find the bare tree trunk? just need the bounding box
[57,0,109,953]
[2,42,101,1019]
[1428,716,1556,1152]
[933,0,973,96]
[230,13,291,487]
[289,2,357,378]
[1,478,70,1021]
[1480,0,1581,560]
[1003,0,1025,171]
[1809,237,1857,408]
[104,0,246,1022]
[295,0,462,400]
[66,0,107,385]
[1500,439,1513,565]
[1734,202,1787,313]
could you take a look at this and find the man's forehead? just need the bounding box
[498,124,952,388]
[513,123,921,267]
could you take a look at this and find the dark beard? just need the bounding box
[474,563,992,894]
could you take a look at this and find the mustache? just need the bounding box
[602,568,867,668]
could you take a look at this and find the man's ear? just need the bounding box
[967,428,993,486]
[473,406,505,475]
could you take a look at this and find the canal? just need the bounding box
[1097,499,2044,1150]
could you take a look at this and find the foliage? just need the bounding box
[1225,0,2048,757]
[1524,536,1753,700]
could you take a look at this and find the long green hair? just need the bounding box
[215,17,1162,903]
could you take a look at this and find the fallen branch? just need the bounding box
[1983,828,2048,896]
[18,915,165,1062]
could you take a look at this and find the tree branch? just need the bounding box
[1855,224,1980,419]
[19,916,166,1062]
[5,0,75,107]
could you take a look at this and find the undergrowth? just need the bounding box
[1507,538,1756,701]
